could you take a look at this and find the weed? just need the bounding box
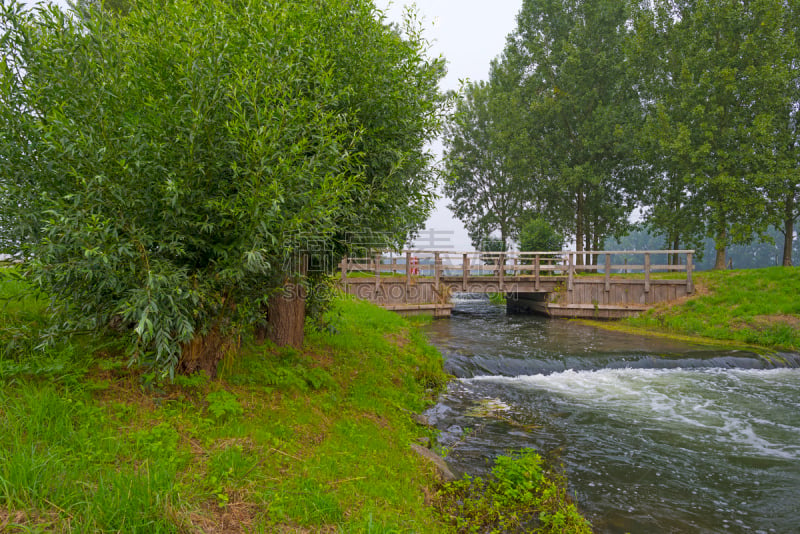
[173,371,209,390]
[488,292,507,305]
[205,390,244,421]
[436,449,592,534]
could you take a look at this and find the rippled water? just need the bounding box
[423,296,800,533]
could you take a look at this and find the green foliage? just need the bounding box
[518,218,563,252]
[436,449,592,534]
[443,0,799,268]
[222,345,337,393]
[0,0,445,376]
[0,381,181,531]
[444,80,534,248]
[488,293,507,306]
[444,0,642,255]
[133,422,186,467]
[172,371,210,390]
[630,0,799,268]
[205,390,244,421]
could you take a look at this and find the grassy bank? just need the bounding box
[617,267,800,351]
[0,271,449,531]
[0,274,591,532]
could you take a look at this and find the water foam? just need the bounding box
[464,367,800,460]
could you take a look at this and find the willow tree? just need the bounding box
[0,0,445,377]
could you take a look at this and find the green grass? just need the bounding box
[621,267,800,351]
[0,271,451,531]
[0,272,590,532]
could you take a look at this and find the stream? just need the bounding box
[422,295,800,533]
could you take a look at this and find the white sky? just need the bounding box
[375,1,522,251]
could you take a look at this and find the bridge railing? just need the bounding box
[339,250,695,293]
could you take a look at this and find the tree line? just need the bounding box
[443,0,799,269]
[0,0,446,377]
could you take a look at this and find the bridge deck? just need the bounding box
[339,250,695,319]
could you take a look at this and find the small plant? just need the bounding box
[436,449,592,534]
[205,390,244,421]
[134,422,181,459]
[488,292,507,305]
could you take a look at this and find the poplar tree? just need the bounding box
[631,0,795,269]
[443,80,535,249]
[498,0,642,263]
[768,0,800,267]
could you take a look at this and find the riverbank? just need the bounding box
[0,270,448,531]
[582,267,800,352]
[0,274,590,532]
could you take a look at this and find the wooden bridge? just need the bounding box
[339,250,695,319]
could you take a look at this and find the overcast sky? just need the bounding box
[375,1,523,251]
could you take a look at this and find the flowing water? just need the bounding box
[422,295,800,534]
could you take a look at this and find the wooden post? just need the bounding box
[498,252,505,291]
[644,252,651,294]
[405,250,411,289]
[434,252,441,292]
[534,254,540,291]
[374,253,381,292]
[686,252,694,294]
[604,253,611,292]
[462,253,469,292]
[567,252,574,292]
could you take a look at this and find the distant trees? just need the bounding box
[443,80,534,250]
[445,0,641,263]
[0,0,445,376]
[607,225,800,270]
[443,0,799,268]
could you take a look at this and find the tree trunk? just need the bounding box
[179,324,238,378]
[671,234,680,266]
[714,229,727,270]
[585,227,592,266]
[266,282,306,348]
[593,231,602,266]
[783,192,795,267]
[575,191,584,266]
